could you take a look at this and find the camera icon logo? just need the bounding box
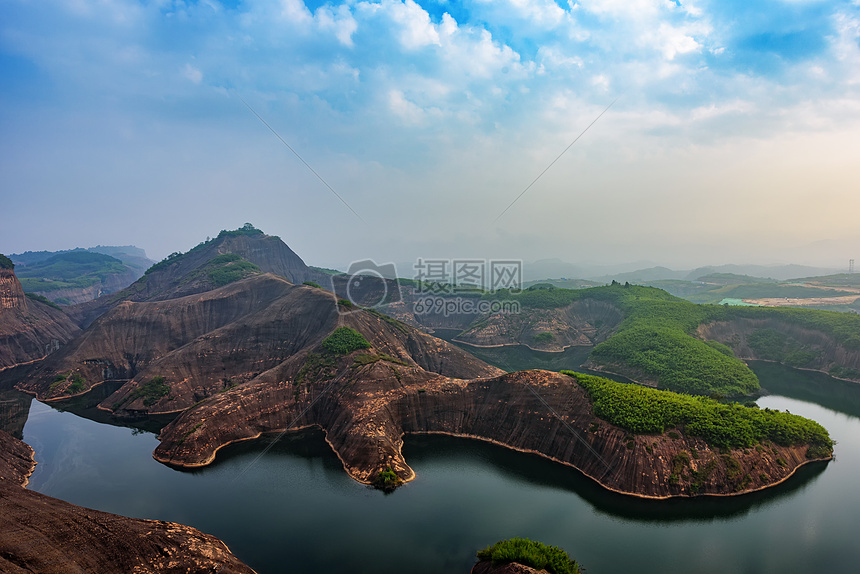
[332,259,401,314]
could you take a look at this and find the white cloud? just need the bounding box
[832,10,860,83]
[383,0,441,49]
[316,3,359,47]
[277,0,313,25]
[4,0,860,267]
[688,100,754,122]
[580,0,665,18]
[438,14,523,79]
[652,23,702,60]
[537,45,584,69]
[388,88,442,124]
[183,63,203,84]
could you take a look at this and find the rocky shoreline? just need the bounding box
[0,430,257,574]
[154,368,830,498]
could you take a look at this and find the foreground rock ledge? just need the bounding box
[0,430,256,574]
[155,368,830,498]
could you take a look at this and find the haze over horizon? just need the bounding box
[2,1,859,271]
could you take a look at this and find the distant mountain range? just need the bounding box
[9,246,155,305]
[524,260,846,284]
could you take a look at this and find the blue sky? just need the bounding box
[1,0,859,270]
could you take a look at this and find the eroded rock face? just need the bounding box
[27,266,141,305]
[0,430,256,574]
[0,268,81,370]
[68,231,331,328]
[454,299,623,351]
[698,318,860,381]
[16,275,502,418]
[17,274,335,408]
[154,365,826,499]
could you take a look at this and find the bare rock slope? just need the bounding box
[17,274,501,417]
[0,430,256,574]
[68,227,330,328]
[155,363,824,499]
[0,266,80,370]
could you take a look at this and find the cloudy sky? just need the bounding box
[2,0,859,272]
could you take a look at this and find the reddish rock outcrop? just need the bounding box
[454,299,623,351]
[154,365,826,498]
[16,274,502,416]
[0,430,256,574]
[68,230,331,328]
[0,267,81,370]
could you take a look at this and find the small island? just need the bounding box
[473,538,582,574]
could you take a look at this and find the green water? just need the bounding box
[15,362,860,573]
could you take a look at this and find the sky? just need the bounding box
[1,0,859,273]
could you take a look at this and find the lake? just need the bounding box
[10,362,860,574]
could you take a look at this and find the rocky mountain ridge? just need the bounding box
[0,266,80,370]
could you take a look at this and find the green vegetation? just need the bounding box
[476,538,581,574]
[50,372,86,394]
[590,324,759,395]
[471,281,860,394]
[533,332,554,344]
[25,292,61,309]
[321,327,371,355]
[309,266,343,276]
[739,323,849,369]
[695,284,856,303]
[747,328,788,361]
[145,223,269,275]
[0,253,13,269]
[206,253,261,287]
[695,273,776,285]
[132,375,170,407]
[829,365,860,380]
[15,251,129,293]
[732,307,860,350]
[796,273,860,288]
[481,283,758,395]
[303,281,322,288]
[372,466,403,491]
[215,222,266,239]
[67,373,86,394]
[565,372,834,456]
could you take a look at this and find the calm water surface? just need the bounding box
[18,363,860,574]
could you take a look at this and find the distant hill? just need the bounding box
[67,223,332,328]
[12,245,152,272]
[686,264,840,282]
[694,273,777,285]
[10,246,155,305]
[787,273,860,288]
[592,266,689,284]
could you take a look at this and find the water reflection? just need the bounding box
[17,378,860,574]
[403,433,829,523]
[33,380,172,434]
[0,387,32,439]
[751,361,860,419]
